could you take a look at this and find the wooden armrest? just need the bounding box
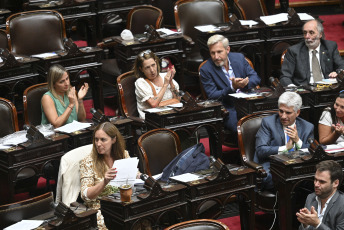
[244,160,267,178]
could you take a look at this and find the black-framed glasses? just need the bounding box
[139,49,152,57]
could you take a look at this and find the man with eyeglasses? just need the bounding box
[280,19,344,87]
[200,34,260,134]
[254,92,314,191]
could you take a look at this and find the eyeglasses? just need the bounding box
[139,49,152,57]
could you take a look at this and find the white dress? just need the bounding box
[135,73,179,119]
[319,110,344,143]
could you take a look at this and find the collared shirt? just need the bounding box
[221,59,237,92]
[278,122,303,153]
[302,192,336,229]
[308,44,324,84]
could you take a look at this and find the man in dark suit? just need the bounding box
[200,34,260,132]
[280,19,344,87]
[296,160,344,230]
[254,92,314,190]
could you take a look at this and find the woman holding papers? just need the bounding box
[80,122,131,230]
[41,64,89,128]
[319,92,344,144]
[133,50,180,119]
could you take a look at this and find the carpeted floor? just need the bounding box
[320,14,344,50]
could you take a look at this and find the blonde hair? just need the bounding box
[132,50,161,78]
[91,122,126,178]
[47,64,69,106]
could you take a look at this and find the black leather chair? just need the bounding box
[151,0,176,28]
[23,83,48,126]
[165,219,229,230]
[138,128,181,176]
[0,29,8,49]
[6,10,66,56]
[233,0,268,20]
[0,97,19,138]
[0,192,54,229]
[174,0,229,90]
[237,111,278,212]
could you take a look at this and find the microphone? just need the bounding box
[23,124,30,131]
[307,137,314,144]
[90,108,109,124]
[90,108,97,116]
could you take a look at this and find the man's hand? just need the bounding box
[285,124,300,143]
[230,77,249,90]
[296,206,320,228]
[328,71,338,78]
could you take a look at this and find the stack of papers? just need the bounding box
[260,13,314,25]
[109,157,139,187]
[325,143,344,154]
[4,220,44,230]
[194,25,220,32]
[156,28,181,36]
[239,20,259,27]
[54,120,92,133]
[170,173,201,183]
[315,78,337,84]
[228,92,260,98]
[0,130,28,147]
[31,52,58,59]
[144,107,173,113]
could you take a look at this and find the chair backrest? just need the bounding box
[233,0,268,20]
[0,97,19,138]
[237,111,277,162]
[23,83,48,126]
[174,0,229,51]
[0,192,54,229]
[116,71,140,118]
[126,5,163,35]
[6,10,66,56]
[165,219,229,230]
[151,0,176,28]
[0,29,8,49]
[56,144,92,206]
[138,128,181,176]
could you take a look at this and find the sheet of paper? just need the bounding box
[194,25,220,32]
[298,13,314,21]
[109,157,139,187]
[325,143,344,153]
[31,52,58,58]
[157,28,180,36]
[170,173,201,183]
[144,107,173,113]
[1,130,27,146]
[135,173,162,184]
[260,13,288,25]
[239,20,259,27]
[0,144,12,150]
[4,220,44,230]
[167,103,183,108]
[54,120,92,133]
[315,78,337,84]
[228,92,261,98]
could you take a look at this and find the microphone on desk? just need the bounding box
[90,108,109,124]
[23,124,30,131]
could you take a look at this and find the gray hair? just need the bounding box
[207,34,229,48]
[303,19,324,37]
[278,92,302,112]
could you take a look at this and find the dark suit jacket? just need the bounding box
[280,39,344,86]
[299,191,344,230]
[200,52,260,110]
[254,114,314,163]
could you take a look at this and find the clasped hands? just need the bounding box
[163,65,176,87]
[286,124,300,150]
[67,83,89,106]
[230,77,249,90]
[296,206,320,228]
[332,123,344,135]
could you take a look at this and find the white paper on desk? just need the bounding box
[4,220,44,230]
[109,157,139,187]
[31,52,58,58]
[228,92,260,98]
[157,28,180,36]
[0,144,12,150]
[298,13,314,21]
[167,103,183,108]
[194,25,220,32]
[325,143,344,153]
[315,78,337,84]
[170,173,200,183]
[54,120,92,133]
[0,130,27,146]
[260,13,288,25]
[239,20,259,27]
[144,107,173,113]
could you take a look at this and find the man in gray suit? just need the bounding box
[254,92,314,190]
[280,19,344,87]
[296,160,344,230]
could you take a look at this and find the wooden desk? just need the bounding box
[144,101,223,159]
[98,35,187,89]
[100,183,188,229]
[177,163,256,230]
[0,133,69,204]
[23,0,98,46]
[270,150,344,230]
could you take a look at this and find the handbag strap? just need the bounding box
[144,79,157,96]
